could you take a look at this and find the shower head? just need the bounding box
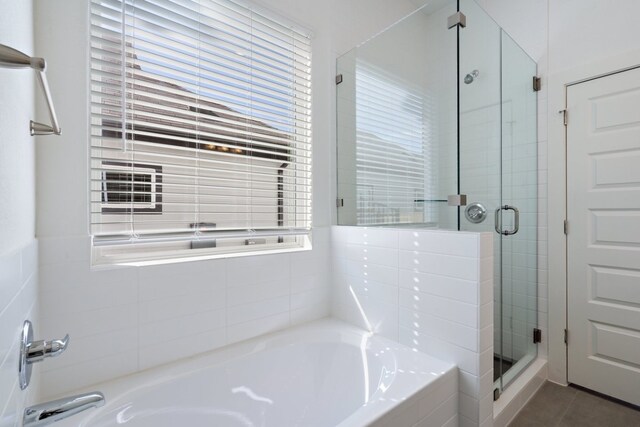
[464,69,479,84]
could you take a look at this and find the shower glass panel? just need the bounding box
[335,0,538,395]
[458,0,538,393]
[336,0,458,228]
[498,30,538,389]
[457,0,503,385]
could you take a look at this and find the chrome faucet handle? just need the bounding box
[19,321,70,390]
[26,334,70,363]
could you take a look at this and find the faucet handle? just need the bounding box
[19,321,70,390]
[52,335,70,354]
[26,334,70,363]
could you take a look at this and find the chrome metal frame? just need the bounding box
[0,44,61,136]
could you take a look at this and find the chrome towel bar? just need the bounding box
[0,43,61,136]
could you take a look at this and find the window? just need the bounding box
[101,161,162,213]
[90,0,312,264]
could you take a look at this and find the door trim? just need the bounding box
[547,48,640,385]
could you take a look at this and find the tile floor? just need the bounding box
[510,382,640,426]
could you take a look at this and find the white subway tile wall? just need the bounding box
[332,226,493,426]
[37,227,330,398]
[0,240,39,427]
[373,368,458,427]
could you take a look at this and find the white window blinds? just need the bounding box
[90,0,312,264]
[354,60,430,226]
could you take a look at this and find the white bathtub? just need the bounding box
[56,319,457,427]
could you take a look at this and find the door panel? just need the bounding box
[567,66,640,406]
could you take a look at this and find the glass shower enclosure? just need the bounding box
[336,0,538,395]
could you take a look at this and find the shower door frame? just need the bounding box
[457,0,540,395]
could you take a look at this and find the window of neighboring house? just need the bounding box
[101,161,162,214]
[90,0,312,265]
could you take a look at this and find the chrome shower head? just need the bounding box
[464,69,479,84]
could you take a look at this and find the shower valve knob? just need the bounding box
[25,334,70,363]
[19,320,70,390]
[465,203,487,224]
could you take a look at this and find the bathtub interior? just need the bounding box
[87,344,386,427]
[57,321,455,427]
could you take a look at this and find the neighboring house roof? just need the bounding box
[100,54,292,163]
[355,130,424,178]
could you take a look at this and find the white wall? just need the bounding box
[474,0,547,64]
[545,0,640,384]
[332,226,493,427]
[34,0,420,398]
[0,1,36,256]
[0,0,40,424]
[548,0,640,74]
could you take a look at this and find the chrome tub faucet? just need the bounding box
[18,321,106,426]
[23,392,105,427]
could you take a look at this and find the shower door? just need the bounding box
[458,0,538,393]
[497,30,538,390]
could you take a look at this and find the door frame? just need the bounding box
[547,48,640,385]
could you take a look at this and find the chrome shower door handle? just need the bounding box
[503,205,519,235]
[495,205,520,235]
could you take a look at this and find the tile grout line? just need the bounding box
[554,389,579,427]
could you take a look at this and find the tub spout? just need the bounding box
[23,392,105,427]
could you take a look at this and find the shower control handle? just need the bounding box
[494,205,519,236]
[25,335,70,363]
[19,320,70,390]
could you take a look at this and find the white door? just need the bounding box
[567,67,640,406]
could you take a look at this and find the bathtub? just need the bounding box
[55,319,457,427]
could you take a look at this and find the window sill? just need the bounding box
[91,236,312,268]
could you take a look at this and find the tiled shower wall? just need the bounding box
[0,242,39,427]
[332,226,493,427]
